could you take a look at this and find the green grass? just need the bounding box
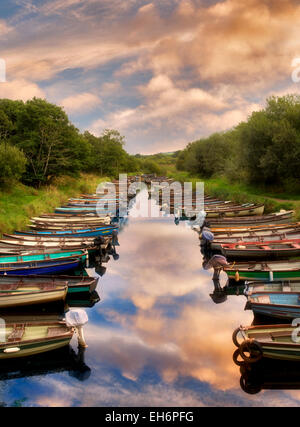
[167,172,300,220]
[0,174,109,235]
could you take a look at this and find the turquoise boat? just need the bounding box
[0,250,87,265]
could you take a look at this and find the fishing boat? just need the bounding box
[15,226,118,238]
[0,250,87,265]
[0,321,74,358]
[66,202,120,208]
[4,233,111,245]
[233,324,300,362]
[32,215,111,224]
[0,237,115,256]
[210,221,300,235]
[0,250,86,275]
[203,210,294,227]
[29,222,114,231]
[0,275,98,294]
[0,282,68,308]
[55,207,117,215]
[224,260,300,282]
[170,203,265,218]
[246,280,300,294]
[29,223,117,231]
[210,232,300,250]
[220,239,300,259]
[68,199,121,205]
[245,291,300,319]
[0,238,93,251]
[0,259,81,275]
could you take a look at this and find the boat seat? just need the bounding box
[257,295,270,303]
[7,325,25,342]
[47,326,69,337]
[248,332,273,341]
[271,331,292,339]
[40,284,58,291]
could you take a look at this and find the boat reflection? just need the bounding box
[0,345,90,382]
[235,356,300,395]
[66,291,100,308]
[209,279,246,305]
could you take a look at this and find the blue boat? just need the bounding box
[15,226,118,238]
[0,259,81,275]
[55,207,115,213]
[246,292,300,319]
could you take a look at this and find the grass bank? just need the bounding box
[168,171,300,220]
[0,174,108,235]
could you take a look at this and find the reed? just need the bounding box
[0,174,109,236]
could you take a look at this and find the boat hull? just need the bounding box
[0,260,80,276]
[0,287,67,308]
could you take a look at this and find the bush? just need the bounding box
[0,144,27,185]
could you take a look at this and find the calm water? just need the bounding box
[1,206,300,407]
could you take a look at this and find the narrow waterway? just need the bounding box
[1,207,300,407]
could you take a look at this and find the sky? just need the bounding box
[0,0,300,154]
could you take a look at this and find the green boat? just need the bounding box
[0,321,74,359]
[224,260,300,282]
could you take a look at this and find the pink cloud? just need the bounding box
[60,92,101,113]
[0,79,45,101]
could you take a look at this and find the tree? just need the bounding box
[11,98,88,186]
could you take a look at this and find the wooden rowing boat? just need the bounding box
[55,207,118,215]
[29,222,117,231]
[0,250,87,265]
[211,221,300,234]
[246,291,300,319]
[203,210,294,227]
[0,259,81,275]
[32,215,111,224]
[0,282,68,308]
[233,324,300,362]
[210,232,300,250]
[0,321,74,359]
[246,280,300,294]
[16,226,118,238]
[170,203,265,218]
[224,260,300,282]
[0,250,86,275]
[0,239,93,251]
[4,233,111,245]
[220,239,300,259]
[0,275,98,294]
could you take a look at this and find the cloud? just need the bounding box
[60,92,101,113]
[0,20,12,36]
[0,79,45,101]
[2,0,300,152]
